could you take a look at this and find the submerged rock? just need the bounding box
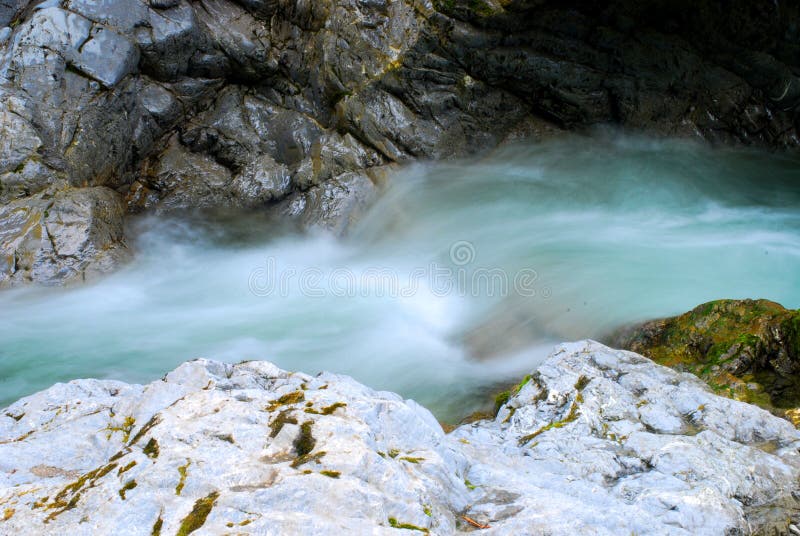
[611,299,800,425]
[2,341,799,534]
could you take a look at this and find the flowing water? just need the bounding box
[2,134,799,421]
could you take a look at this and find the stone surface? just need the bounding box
[0,0,799,285]
[2,341,800,534]
[0,0,26,27]
[611,299,800,425]
[0,186,128,287]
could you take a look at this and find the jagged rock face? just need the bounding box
[611,299,800,425]
[0,0,799,285]
[1,341,800,534]
[0,185,127,287]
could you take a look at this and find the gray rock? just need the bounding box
[0,95,42,176]
[70,26,138,88]
[145,136,232,210]
[0,186,128,287]
[0,0,27,27]
[1,0,799,286]
[1,341,798,534]
[137,3,200,81]
[282,168,387,235]
[138,79,181,126]
[149,0,179,9]
[230,154,291,205]
[65,0,149,32]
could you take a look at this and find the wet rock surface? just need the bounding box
[0,0,798,285]
[611,299,800,426]
[0,185,127,287]
[1,341,799,534]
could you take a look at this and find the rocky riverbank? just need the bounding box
[612,299,800,426]
[2,340,800,534]
[1,0,799,286]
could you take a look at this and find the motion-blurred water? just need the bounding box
[2,134,799,421]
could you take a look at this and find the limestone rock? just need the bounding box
[1,341,799,534]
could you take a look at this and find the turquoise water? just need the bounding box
[1,135,799,421]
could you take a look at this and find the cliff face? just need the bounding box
[2,341,799,534]
[0,0,798,286]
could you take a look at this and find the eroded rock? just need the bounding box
[0,0,799,285]
[1,341,799,534]
[0,186,128,287]
[611,299,800,425]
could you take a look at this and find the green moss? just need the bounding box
[269,409,298,438]
[176,460,191,496]
[320,470,341,478]
[574,375,591,391]
[108,449,128,462]
[615,299,800,421]
[464,479,476,490]
[423,505,432,517]
[119,480,137,500]
[290,451,326,469]
[399,456,424,464]
[151,516,163,536]
[176,491,219,536]
[104,416,136,443]
[304,402,347,415]
[492,374,536,416]
[129,415,161,446]
[468,0,500,16]
[294,421,316,457]
[493,390,511,414]
[45,462,118,521]
[266,391,305,411]
[388,449,400,458]
[518,394,582,446]
[435,0,456,13]
[118,460,137,476]
[388,517,430,533]
[143,438,160,459]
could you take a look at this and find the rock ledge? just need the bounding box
[2,341,799,534]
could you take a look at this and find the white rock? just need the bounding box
[0,340,798,535]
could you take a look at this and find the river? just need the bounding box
[2,134,799,422]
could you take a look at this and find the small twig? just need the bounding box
[461,515,490,529]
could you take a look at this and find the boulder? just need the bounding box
[611,299,800,426]
[1,341,799,534]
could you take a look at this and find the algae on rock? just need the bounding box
[612,299,800,424]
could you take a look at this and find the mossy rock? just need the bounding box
[433,0,510,21]
[610,299,800,425]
